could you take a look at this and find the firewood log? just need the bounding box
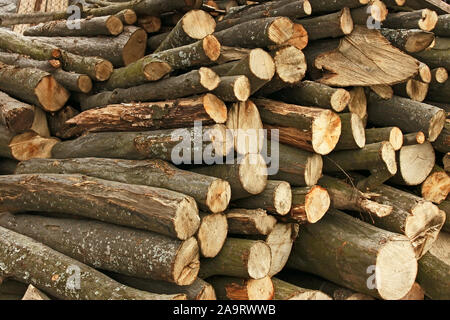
[427,75,450,103]
[287,209,418,300]
[115,9,137,25]
[307,0,370,14]
[437,200,450,232]
[411,46,450,70]
[137,16,161,33]
[269,23,308,51]
[197,212,228,258]
[47,106,83,139]
[0,91,36,134]
[212,75,251,102]
[15,158,231,213]
[433,13,450,37]
[421,165,450,204]
[0,226,186,300]
[367,93,446,142]
[207,276,274,300]
[365,127,403,151]
[416,232,450,300]
[403,131,426,145]
[226,208,277,235]
[0,213,200,285]
[430,67,448,84]
[380,28,435,53]
[199,237,271,279]
[393,78,429,102]
[0,174,200,240]
[383,9,439,31]
[334,113,366,151]
[272,277,331,300]
[349,1,388,25]
[232,180,292,216]
[2,130,59,161]
[286,185,330,224]
[23,15,124,37]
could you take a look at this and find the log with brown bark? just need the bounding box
[380,28,435,53]
[364,127,403,151]
[287,209,418,300]
[212,75,251,102]
[0,174,200,240]
[427,74,450,103]
[421,165,450,204]
[287,185,330,224]
[197,212,228,258]
[226,208,277,235]
[0,213,200,285]
[2,130,59,161]
[207,276,274,300]
[272,277,331,300]
[0,226,186,300]
[0,91,36,134]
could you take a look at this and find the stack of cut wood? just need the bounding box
[0,0,449,301]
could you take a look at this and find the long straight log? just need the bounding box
[287,209,418,300]
[0,174,200,240]
[226,208,277,235]
[0,226,185,300]
[0,213,200,285]
[207,276,274,300]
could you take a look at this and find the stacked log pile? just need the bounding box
[0,0,449,301]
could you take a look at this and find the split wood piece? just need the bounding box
[301,0,369,15]
[68,94,227,132]
[0,63,69,112]
[351,179,446,258]
[0,279,30,300]
[215,0,310,32]
[380,28,435,53]
[432,120,449,153]
[310,26,420,87]
[438,200,450,232]
[269,23,308,51]
[393,79,429,102]
[226,208,277,235]
[108,273,216,300]
[197,212,228,258]
[367,93,446,142]
[349,1,388,25]
[23,15,124,37]
[214,17,293,49]
[207,276,273,300]
[403,132,426,145]
[257,46,307,96]
[390,142,435,186]
[16,158,231,214]
[416,233,450,300]
[296,7,353,41]
[199,237,271,279]
[318,175,392,218]
[232,180,292,216]
[7,131,59,161]
[273,81,350,113]
[0,52,93,93]
[400,282,425,300]
[115,9,137,25]
[255,98,342,155]
[154,10,216,53]
[99,36,221,90]
[137,16,161,33]
[278,272,375,300]
[427,74,450,103]
[411,47,450,70]
[47,106,83,139]
[225,48,275,94]
[0,158,17,175]
[0,91,35,134]
[22,285,50,300]
[77,67,220,109]
[27,26,147,67]
[212,75,250,102]
[0,226,186,300]
[383,9,438,31]
[334,113,366,151]
[365,127,403,151]
[421,165,450,204]
[272,278,331,300]
[287,209,418,300]
[433,14,450,37]
[286,185,330,224]
[192,153,268,201]
[0,174,200,240]
[0,213,200,285]
[431,67,448,84]
[370,85,393,100]
[226,100,264,155]
[266,141,323,187]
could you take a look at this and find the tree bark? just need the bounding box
[427,75,450,103]
[380,28,435,53]
[287,209,418,300]
[432,120,449,153]
[0,212,200,285]
[307,0,369,15]
[272,277,331,300]
[206,276,274,300]
[365,127,403,151]
[0,174,200,240]
[47,106,83,139]
[197,212,228,258]
[383,9,438,32]
[226,208,277,235]
[0,226,186,300]
[411,47,450,70]
[0,91,35,134]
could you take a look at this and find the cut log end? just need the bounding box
[418,63,431,84]
[106,16,124,36]
[203,35,221,61]
[144,61,172,81]
[202,93,228,124]
[380,141,398,175]
[239,153,268,195]
[183,10,216,40]
[121,9,137,25]
[173,237,200,285]
[123,28,147,66]
[331,89,351,112]
[389,127,403,151]
[404,32,435,53]
[406,79,429,102]
[9,132,59,161]
[95,60,114,82]
[273,181,292,216]
[311,110,342,155]
[268,17,294,45]
[418,9,438,32]
[78,75,93,94]
[428,110,446,142]
[174,197,201,240]
[340,7,354,35]
[433,67,448,83]
[305,185,330,223]
[249,49,276,81]
[370,0,388,22]
[274,46,306,84]
[421,171,450,204]
[35,75,70,112]
[197,213,228,258]
[209,123,234,158]
[206,179,231,213]
[397,142,435,185]
[248,241,272,279]
[376,237,417,300]
[247,276,274,300]
[198,282,217,300]
[350,113,366,149]
[348,87,367,120]
[303,0,312,16]
[199,67,221,90]
[305,154,323,186]
[233,76,251,102]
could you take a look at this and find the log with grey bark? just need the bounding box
[432,120,449,153]
[307,0,370,15]
[0,226,186,300]
[287,209,418,300]
[197,212,228,258]
[76,67,220,109]
[380,28,435,53]
[382,9,438,31]
[0,213,200,285]
[367,93,446,142]
[0,174,200,240]
[427,75,450,103]
[206,276,274,300]
[226,208,277,235]
[411,46,450,70]
[364,127,403,151]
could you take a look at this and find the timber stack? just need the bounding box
[0,0,449,301]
